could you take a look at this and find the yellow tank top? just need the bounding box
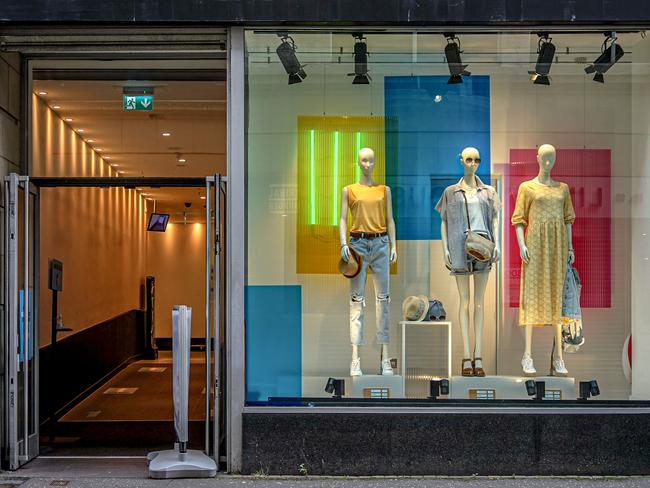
[347,183,387,233]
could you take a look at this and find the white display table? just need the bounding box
[400,320,452,398]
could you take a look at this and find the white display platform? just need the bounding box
[351,375,404,399]
[400,320,452,398]
[449,375,575,400]
[302,376,350,397]
[302,375,404,398]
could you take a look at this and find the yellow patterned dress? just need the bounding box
[511,180,576,327]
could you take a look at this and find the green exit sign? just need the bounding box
[123,95,153,111]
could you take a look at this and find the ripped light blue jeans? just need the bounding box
[349,235,390,345]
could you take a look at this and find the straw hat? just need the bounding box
[338,247,363,279]
[401,295,430,322]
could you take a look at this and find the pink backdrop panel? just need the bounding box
[505,149,611,309]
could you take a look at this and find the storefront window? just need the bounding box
[244,30,649,404]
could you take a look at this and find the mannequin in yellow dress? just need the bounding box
[512,144,575,377]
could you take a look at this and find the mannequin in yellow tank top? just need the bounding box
[339,148,397,377]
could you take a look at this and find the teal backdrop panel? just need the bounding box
[385,75,491,240]
[245,285,302,403]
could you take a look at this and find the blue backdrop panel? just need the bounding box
[245,285,302,403]
[385,75,491,240]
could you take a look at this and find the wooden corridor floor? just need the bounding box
[61,352,207,422]
[40,352,209,454]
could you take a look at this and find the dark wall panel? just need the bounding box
[39,309,145,423]
[243,412,650,475]
[1,0,650,25]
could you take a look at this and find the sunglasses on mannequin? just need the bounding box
[465,157,481,164]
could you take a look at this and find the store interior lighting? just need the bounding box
[324,377,345,398]
[349,33,371,85]
[444,33,470,84]
[529,33,556,85]
[578,380,600,400]
[276,33,307,85]
[585,32,625,83]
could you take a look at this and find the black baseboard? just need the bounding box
[39,309,145,424]
[243,412,650,475]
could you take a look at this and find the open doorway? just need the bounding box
[12,60,226,464]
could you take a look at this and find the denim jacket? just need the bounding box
[562,262,582,319]
[435,176,501,273]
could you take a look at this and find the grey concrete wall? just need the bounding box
[0,52,20,176]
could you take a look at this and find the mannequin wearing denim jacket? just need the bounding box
[340,147,397,377]
[436,147,501,377]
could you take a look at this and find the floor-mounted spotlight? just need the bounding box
[428,379,450,400]
[529,33,556,85]
[324,377,345,398]
[444,33,470,84]
[578,380,600,400]
[348,33,371,84]
[276,33,307,85]
[585,32,624,83]
[525,380,546,400]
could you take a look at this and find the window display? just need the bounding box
[244,29,649,404]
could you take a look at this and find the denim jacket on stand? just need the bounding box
[562,261,582,319]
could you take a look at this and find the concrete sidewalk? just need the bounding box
[2,475,650,488]
[1,460,649,488]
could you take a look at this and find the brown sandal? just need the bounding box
[473,357,486,377]
[461,358,474,377]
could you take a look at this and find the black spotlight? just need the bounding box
[276,33,307,85]
[444,33,471,84]
[324,377,345,398]
[578,380,600,400]
[348,33,370,84]
[585,33,624,84]
[529,34,556,85]
[428,379,450,400]
[525,379,537,396]
[525,380,546,400]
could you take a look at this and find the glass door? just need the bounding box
[3,173,39,470]
[205,173,225,467]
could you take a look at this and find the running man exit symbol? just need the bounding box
[123,95,153,111]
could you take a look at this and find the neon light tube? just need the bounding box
[333,131,339,225]
[310,129,316,225]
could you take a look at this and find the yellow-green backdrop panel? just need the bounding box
[296,116,396,275]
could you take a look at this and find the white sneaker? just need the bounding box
[381,359,394,376]
[350,358,363,377]
[551,357,568,376]
[521,353,536,377]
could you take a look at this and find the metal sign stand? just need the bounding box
[148,306,217,478]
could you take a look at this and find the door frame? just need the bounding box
[3,174,40,470]
[2,175,226,470]
[3,32,238,470]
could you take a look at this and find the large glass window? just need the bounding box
[245,30,649,404]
